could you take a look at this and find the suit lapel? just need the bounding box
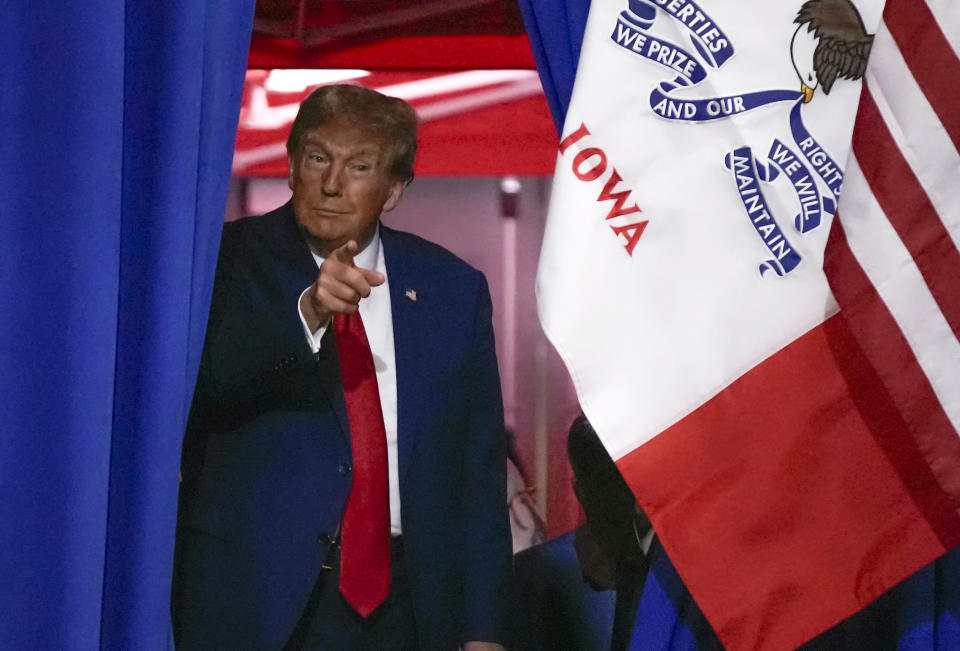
[382,226,429,484]
[267,202,324,307]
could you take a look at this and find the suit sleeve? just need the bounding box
[461,273,514,645]
[193,228,321,411]
[181,225,323,485]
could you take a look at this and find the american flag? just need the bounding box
[827,0,960,531]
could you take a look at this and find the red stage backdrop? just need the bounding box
[234,69,557,177]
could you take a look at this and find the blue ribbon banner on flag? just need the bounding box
[724,147,802,277]
[605,0,851,278]
[609,0,802,122]
[789,101,845,197]
[766,138,835,234]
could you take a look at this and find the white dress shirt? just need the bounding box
[297,225,402,535]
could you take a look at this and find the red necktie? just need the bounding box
[334,311,390,617]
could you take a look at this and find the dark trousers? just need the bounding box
[285,537,419,651]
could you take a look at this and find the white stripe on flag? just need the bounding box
[926,0,960,58]
[866,22,960,249]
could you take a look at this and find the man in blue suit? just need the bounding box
[173,85,512,650]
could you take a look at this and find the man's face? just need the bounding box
[288,119,405,257]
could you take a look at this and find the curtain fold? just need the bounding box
[516,0,589,135]
[0,2,254,648]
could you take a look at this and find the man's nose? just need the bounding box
[321,164,343,196]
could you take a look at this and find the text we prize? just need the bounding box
[558,123,649,256]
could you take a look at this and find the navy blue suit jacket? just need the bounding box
[173,203,512,650]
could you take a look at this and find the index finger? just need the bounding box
[332,240,359,267]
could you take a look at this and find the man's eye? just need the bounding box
[354,164,369,172]
[310,154,325,163]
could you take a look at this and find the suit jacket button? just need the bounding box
[338,461,352,476]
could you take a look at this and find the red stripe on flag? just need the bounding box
[882,0,960,150]
[618,319,951,650]
[852,84,960,339]
[824,217,960,539]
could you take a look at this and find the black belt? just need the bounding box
[323,536,404,571]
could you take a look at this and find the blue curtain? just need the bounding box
[0,2,254,648]
[516,0,589,135]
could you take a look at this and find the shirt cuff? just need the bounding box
[298,286,328,353]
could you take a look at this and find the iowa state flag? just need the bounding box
[522,0,960,648]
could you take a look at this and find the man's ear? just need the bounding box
[287,156,296,191]
[382,179,406,213]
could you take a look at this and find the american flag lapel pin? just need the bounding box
[405,289,417,302]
